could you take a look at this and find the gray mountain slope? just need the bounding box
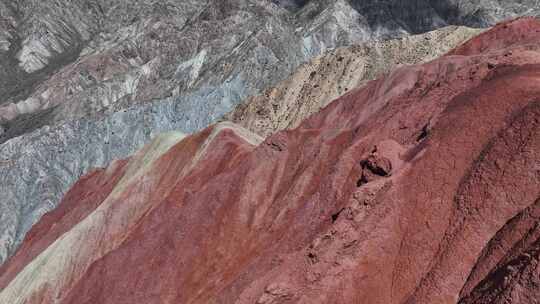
[0,0,539,265]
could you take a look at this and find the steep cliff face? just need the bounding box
[1,17,539,304]
[0,0,538,266]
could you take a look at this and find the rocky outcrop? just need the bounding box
[0,0,539,266]
[226,25,482,137]
[1,17,539,303]
[459,199,540,304]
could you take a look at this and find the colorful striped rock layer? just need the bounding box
[1,17,540,304]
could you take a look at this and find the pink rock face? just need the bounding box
[1,17,540,304]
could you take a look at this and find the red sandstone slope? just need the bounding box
[1,17,540,304]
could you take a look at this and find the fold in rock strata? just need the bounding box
[1,17,540,304]
[0,0,492,265]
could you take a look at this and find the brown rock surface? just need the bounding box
[1,17,540,304]
[225,26,482,137]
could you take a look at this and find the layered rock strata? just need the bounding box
[1,17,540,303]
[2,0,508,264]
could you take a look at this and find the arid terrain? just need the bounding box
[6,0,537,265]
[1,16,539,303]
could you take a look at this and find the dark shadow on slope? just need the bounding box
[272,0,311,12]
[346,0,458,35]
[0,107,57,145]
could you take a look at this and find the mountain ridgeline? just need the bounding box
[0,0,539,275]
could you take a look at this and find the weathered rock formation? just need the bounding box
[1,17,539,303]
[6,0,537,141]
[226,25,482,137]
[0,0,510,142]
[4,0,529,264]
